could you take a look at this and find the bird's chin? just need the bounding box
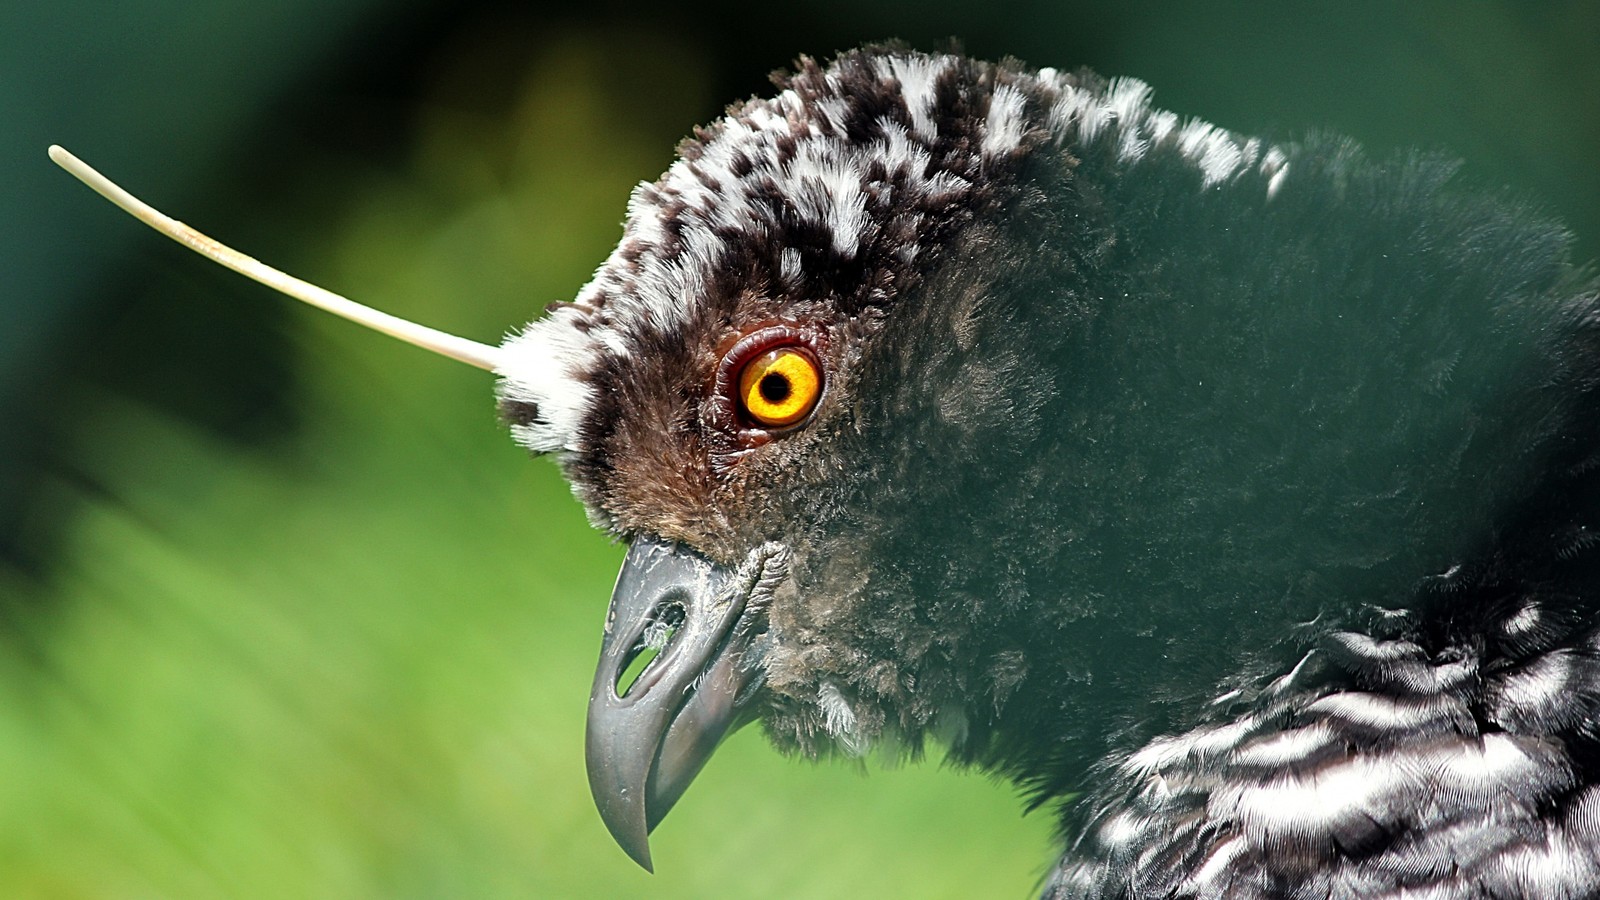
[584,536,784,871]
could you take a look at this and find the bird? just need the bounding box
[54,45,1600,899]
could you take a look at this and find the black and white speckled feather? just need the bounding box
[491,47,1600,898]
[1051,614,1600,898]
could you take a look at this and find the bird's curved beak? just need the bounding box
[585,536,775,871]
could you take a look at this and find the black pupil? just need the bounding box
[759,372,791,404]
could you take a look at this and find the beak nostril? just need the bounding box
[615,600,687,699]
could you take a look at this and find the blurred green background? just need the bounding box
[3,1,1598,897]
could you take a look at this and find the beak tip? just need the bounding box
[590,778,657,873]
[611,821,654,872]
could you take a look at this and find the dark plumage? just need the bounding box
[429,47,1600,897]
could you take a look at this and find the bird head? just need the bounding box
[494,51,1074,866]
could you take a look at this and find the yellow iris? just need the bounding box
[738,347,822,427]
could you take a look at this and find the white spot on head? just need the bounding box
[779,247,803,285]
[1266,163,1289,199]
[498,307,602,454]
[982,85,1027,157]
[883,54,953,139]
[786,144,871,259]
[1040,73,1284,198]
[1175,120,1254,188]
[1102,77,1154,137]
[1064,76,1153,146]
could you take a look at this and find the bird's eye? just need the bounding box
[736,346,822,428]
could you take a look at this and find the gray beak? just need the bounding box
[585,536,775,871]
